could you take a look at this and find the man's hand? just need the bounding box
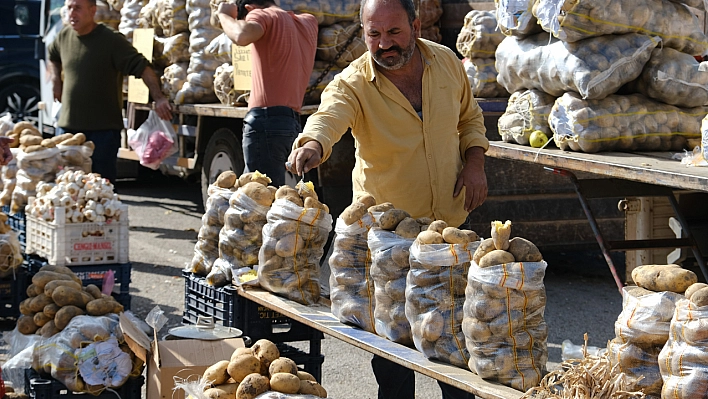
[154,97,172,121]
[218,2,238,18]
[0,137,14,166]
[287,140,323,176]
[453,146,487,212]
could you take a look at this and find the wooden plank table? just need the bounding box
[486,141,708,193]
[238,288,524,399]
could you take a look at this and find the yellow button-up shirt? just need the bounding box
[295,39,488,227]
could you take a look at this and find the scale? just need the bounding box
[166,316,244,341]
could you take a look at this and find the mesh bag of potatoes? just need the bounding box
[118,0,144,42]
[498,89,556,146]
[213,64,250,107]
[626,47,708,109]
[0,221,23,278]
[161,62,189,101]
[317,22,367,69]
[206,33,235,65]
[190,183,234,276]
[549,92,706,153]
[56,135,94,173]
[107,0,124,12]
[94,0,121,30]
[304,61,343,105]
[420,0,442,29]
[258,182,333,306]
[31,314,140,394]
[496,32,659,100]
[13,146,61,214]
[209,171,275,288]
[137,0,163,35]
[463,58,508,98]
[456,10,505,59]
[421,26,442,43]
[0,152,19,206]
[153,32,190,69]
[329,194,378,332]
[405,222,480,368]
[495,0,543,38]
[277,0,360,25]
[158,0,189,36]
[659,288,708,399]
[463,221,548,391]
[532,0,708,55]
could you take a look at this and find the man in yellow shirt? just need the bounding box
[287,0,486,397]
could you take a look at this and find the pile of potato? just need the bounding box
[258,181,332,306]
[463,220,547,391]
[627,47,708,108]
[532,0,708,55]
[153,32,190,69]
[498,89,556,146]
[317,22,367,69]
[549,92,706,153]
[456,10,504,59]
[18,264,124,338]
[32,314,141,393]
[201,338,327,399]
[0,213,23,278]
[210,171,275,287]
[405,221,479,368]
[496,32,659,100]
[463,59,508,99]
[496,0,542,38]
[162,63,189,101]
[27,170,123,224]
[157,0,189,37]
[329,194,378,333]
[190,176,234,276]
[659,283,708,399]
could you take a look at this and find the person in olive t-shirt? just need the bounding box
[48,0,172,182]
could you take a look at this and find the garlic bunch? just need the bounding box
[27,171,123,223]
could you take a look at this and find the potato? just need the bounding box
[368,202,394,213]
[478,250,515,267]
[685,283,708,300]
[28,293,54,313]
[39,320,60,338]
[240,182,274,207]
[79,323,110,341]
[26,284,41,297]
[356,193,376,209]
[296,370,316,382]
[12,121,36,135]
[34,311,53,327]
[231,347,254,361]
[295,180,317,200]
[379,209,411,230]
[235,373,269,399]
[216,171,238,188]
[204,383,239,399]
[507,237,543,262]
[54,305,84,330]
[461,229,479,242]
[52,285,91,307]
[299,380,327,397]
[690,287,708,307]
[227,355,260,382]
[43,303,61,318]
[270,372,300,394]
[427,220,448,234]
[442,227,470,244]
[44,280,83,297]
[18,314,39,334]
[269,357,298,376]
[31,270,77,290]
[85,297,124,316]
[631,264,698,293]
[274,234,304,257]
[275,186,303,207]
[473,238,495,264]
[304,196,328,212]
[491,220,512,250]
[84,284,103,300]
[41,139,56,148]
[203,360,231,386]
[395,217,421,239]
[251,339,279,366]
[416,230,444,245]
[422,311,444,342]
[38,265,81,283]
[20,135,42,146]
[19,298,33,315]
[340,202,368,225]
[73,132,86,144]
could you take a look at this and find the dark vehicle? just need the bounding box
[0,0,43,123]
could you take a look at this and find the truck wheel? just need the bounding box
[0,81,40,124]
[201,128,244,205]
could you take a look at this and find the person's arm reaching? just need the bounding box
[140,66,172,120]
[217,3,265,46]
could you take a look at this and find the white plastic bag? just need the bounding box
[128,110,178,170]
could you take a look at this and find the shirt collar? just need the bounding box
[364,38,436,84]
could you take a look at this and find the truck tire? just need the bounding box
[201,128,244,205]
[0,80,40,124]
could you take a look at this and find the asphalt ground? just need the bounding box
[1,174,627,398]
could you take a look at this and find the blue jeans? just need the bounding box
[372,356,475,399]
[55,127,121,183]
[242,106,301,187]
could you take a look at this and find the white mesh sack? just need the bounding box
[118,0,145,42]
[464,58,508,98]
[496,32,660,100]
[205,33,234,65]
[456,10,505,59]
[136,0,163,36]
[276,0,360,25]
[419,0,442,29]
[161,62,188,101]
[153,32,190,69]
[317,22,367,69]
[495,0,543,38]
[498,89,556,146]
[213,63,249,106]
[158,0,189,36]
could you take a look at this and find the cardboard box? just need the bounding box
[146,338,245,399]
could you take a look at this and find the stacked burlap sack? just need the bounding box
[329,195,377,332]
[498,89,555,146]
[258,182,332,305]
[549,92,707,153]
[659,282,708,398]
[406,222,480,368]
[607,264,698,397]
[495,0,542,38]
[456,10,507,98]
[209,171,275,287]
[463,221,548,391]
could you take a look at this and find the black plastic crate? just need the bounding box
[24,369,144,399]
[0,264,29,319]
[183,271,323,343]
[2,205,26,252]
[277,343,325,383]
[27,256,131,295]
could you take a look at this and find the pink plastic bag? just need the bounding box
[128,111,178,169]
